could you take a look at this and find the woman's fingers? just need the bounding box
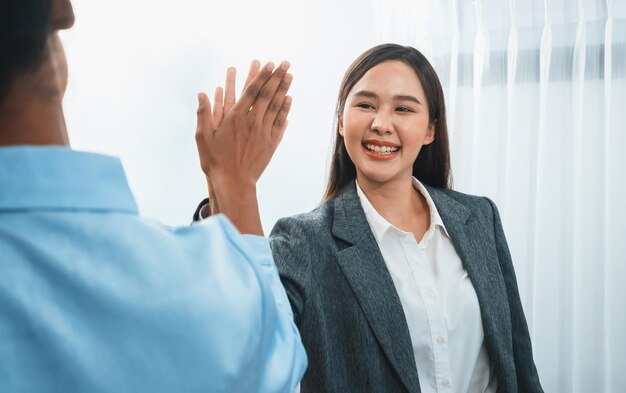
[212,86,224,126]
[223,67,236,114]
[243,60,261,91]
[195,92,216,174]
[196,92,215,133]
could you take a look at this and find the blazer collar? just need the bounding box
[332,182,370,245]
[332,182,421,392]
[422,184,471,227]
[332,182,472,244]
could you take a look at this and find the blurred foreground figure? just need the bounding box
[0,0,306,391]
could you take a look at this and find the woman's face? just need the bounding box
[340,60,434,189]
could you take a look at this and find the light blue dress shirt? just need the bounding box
[0,146,306,392]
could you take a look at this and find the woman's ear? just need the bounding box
[51,0,75,30]
[338,116,344,136]
[424,122,436,145]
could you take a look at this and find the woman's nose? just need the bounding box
[371,113,393,134]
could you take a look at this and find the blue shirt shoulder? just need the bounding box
[0,146,306,392]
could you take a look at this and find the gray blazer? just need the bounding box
[269,182,543,393]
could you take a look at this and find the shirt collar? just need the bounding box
[0,146,138,214]
[355,177,449,243]
[411,177,449,237]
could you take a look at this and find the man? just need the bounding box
[0,0,306,391]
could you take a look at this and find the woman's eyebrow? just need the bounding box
[394,95,422,105]
[353,90,422,105]
[353,90,378,99]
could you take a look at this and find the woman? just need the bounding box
[195,44,543,393]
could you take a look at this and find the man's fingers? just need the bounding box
[243,60,261,92]
[249,61,290,123]
[262,72,293,129]
[213,87,224,126]
[272,95,292,139]
[235,62,275,112]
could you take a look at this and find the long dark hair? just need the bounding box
[323,43,452,201]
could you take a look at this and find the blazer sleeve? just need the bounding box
[269,216,313,325]
[486,198,544,393]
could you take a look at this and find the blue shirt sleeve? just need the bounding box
[195,216,307,393]
[1,211,306,393]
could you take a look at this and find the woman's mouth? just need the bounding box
[362,142,401,160]
[364,144,400,155]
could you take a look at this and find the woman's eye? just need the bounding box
[396,106,413,113]
[356,103,374,109]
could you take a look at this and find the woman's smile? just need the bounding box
[362,140,401,160]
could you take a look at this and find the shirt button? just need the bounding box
[441,378,450,387]
[437,336,445,344]
[426,290,436,299]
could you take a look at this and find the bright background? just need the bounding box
[62,0,387,229]
[62,0,626,392]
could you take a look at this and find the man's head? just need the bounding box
[0,0,74,105]
[0,0,74,146]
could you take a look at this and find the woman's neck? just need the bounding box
[357,175,430,235]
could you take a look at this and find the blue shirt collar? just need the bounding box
[0,146,138,214]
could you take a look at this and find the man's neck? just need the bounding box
[0,94,69,146]
[0,33,70,147]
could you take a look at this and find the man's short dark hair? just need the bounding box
[0,0,52,103]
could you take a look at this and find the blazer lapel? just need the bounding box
[332,184,421,393]
[426,187,513,370]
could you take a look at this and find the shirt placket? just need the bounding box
[402,235,454,392]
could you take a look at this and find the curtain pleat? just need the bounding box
[602,4,613,391]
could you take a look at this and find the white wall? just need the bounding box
[63,0,398,231]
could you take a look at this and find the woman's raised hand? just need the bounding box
[195,60,293,234]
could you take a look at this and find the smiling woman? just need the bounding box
[195,43,545,393]
[269,43,543,393]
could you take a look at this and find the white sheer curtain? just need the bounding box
[373,0,626,391]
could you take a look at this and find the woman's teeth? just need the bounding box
[365,144,400,154]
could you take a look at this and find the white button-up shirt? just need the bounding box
[356,179,497,393]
